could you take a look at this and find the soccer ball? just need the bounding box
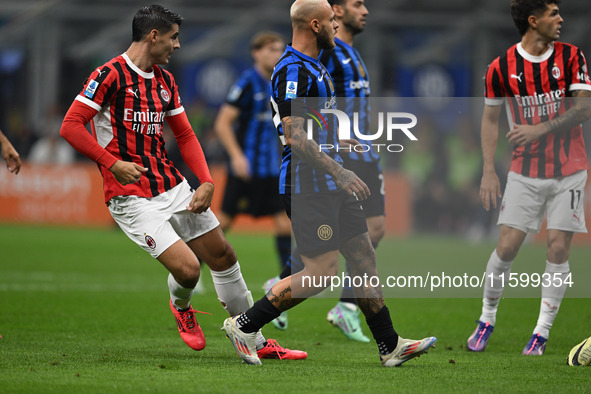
[567,336,591,366]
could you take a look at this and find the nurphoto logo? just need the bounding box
[306,108,418,153]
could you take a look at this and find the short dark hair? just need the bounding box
[132,4,183,42]
[510,0,561,36]
[250,31,284,51]
[328,0,346,6]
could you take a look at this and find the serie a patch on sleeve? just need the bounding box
[227,85,243,102]
[286,81,298,99]
[84,79,99,99]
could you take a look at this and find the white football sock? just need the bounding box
[479,249,513,325]
[255,331,266,350]
[211,262,268,350]
[168,273,194,310]
[210,261,252,316]
[533,260,570,339]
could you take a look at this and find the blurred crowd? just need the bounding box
[394,116,511,239]
[2,104,77,166]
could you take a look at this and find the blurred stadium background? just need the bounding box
[0,0,591,239]
[1,3,591,390]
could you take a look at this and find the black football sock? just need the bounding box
[279,262,291,280]
[366,306,399,355]
[236,296,281,333]
[280,247,304,280]
[275,235,292,271]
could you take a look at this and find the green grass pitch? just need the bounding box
[0,224,590,393]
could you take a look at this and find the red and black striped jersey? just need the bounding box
[76,53,185,201]
[484,41,591,178]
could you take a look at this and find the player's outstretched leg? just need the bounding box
[189,228,306,360]
[222,272,311,365]
[341,232,437,366]
[261,248,305,331]
[257,276,308,360]
[211,263,305,359]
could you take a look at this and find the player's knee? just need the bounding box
[496,241,520,261]
[176,259,200,288]
[547,241,570,263]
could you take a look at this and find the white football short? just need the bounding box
[108,180,219,258]
[498,170,587,234]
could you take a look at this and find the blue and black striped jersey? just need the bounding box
[270,45,342,195]
[225,67,280,178]
[320,37,378,163]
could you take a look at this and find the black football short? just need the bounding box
[221,175,284,217]
[281,189,368,257]
[342,158,385,218]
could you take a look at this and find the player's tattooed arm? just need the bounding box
[282,115,370,199]
[282,115,341,175]
[507,90,591,146]
[544,89,591,133]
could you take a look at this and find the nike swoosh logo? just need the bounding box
[318,74,324,82]
[342,58,352,64]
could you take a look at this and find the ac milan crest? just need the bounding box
[160,88,170,102]
[552,64,561,79]
[145,235,157,249]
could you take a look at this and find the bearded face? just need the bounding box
[316,23,335,50]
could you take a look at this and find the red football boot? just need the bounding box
[169,299,210,351]
[257,339,308,360]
